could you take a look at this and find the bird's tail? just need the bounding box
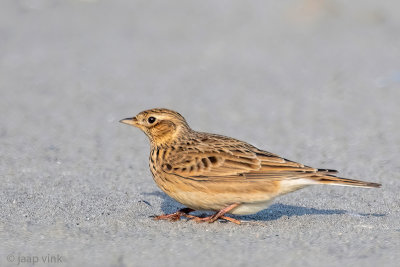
[312,175,381,188]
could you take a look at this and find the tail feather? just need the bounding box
[313,175,381,188]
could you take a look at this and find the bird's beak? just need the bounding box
[119,116,138,126]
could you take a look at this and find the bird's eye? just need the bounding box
[147,116,156,124]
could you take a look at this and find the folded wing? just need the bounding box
[162,135,334,182]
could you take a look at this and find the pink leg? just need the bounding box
[153,208,195,221]
[193,203,241,224]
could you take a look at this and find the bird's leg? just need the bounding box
[219,216,241,225]
[153,208,195,221]
[193,203,241,224]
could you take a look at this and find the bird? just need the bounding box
[120,108,381,224]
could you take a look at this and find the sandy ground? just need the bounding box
[1,0,400,266]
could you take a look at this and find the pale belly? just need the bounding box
[162,189,276,215]
[229,200,274,215]
[151,169,301,216]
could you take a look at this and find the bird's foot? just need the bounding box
[193,215,241,224]
[152,208,194,222]
[192,203,241,224]
[153,204,242,224]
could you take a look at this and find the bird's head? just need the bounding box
[120,108,191,146]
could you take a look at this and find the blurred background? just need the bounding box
[1,0,399,159]
[1,0,399,266]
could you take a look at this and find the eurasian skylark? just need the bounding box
[120,108,381,224]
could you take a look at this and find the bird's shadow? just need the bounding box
[142,191,385,221]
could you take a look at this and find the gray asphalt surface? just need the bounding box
[1,1,400,266]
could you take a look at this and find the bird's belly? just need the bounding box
[229,200,274,215]
[160,186,276,215]
[171,191,274,215]
[152,172,279,215]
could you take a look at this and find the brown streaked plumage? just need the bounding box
[120,108,381,224]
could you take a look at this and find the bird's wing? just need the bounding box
[162,137,336,182]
